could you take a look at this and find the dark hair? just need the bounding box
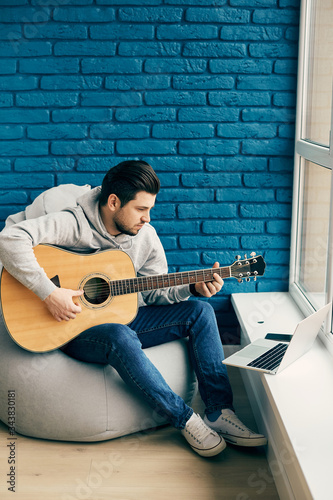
[99,160,160,207]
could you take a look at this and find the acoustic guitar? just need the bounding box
[0,245,266,353]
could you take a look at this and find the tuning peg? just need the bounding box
[235,255,241,260]
[246,277,250,282]
[250,252,256,258]
[238,278,243,283]
[244,254,247,259]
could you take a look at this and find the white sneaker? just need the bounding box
[181,413,227,457]
[204,409,267,447]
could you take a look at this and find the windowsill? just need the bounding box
[231,291,333,500]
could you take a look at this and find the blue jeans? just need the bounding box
[61,300,234,429]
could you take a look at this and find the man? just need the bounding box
[0,160,266,457]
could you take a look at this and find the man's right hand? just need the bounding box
[43,288,84,322]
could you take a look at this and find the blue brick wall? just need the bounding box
[0,0,299,323]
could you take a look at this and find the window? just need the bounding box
[290,0,333,341]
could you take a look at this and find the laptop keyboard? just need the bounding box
[247,343,289,371]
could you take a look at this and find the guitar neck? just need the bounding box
[109,266,231,297]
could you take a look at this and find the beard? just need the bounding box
[113,214,142,236]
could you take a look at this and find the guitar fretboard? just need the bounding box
[109,267,231,296]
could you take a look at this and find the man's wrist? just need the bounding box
[190,283,201,297]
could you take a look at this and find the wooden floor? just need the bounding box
[0,365,280,500]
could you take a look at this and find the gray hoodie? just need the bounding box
[0,186,191,307]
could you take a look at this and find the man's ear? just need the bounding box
[107,194,119,212]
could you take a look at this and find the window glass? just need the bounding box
[303,0,333,146]
[298,161,331,309]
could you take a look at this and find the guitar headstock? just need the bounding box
[230,253,266,283]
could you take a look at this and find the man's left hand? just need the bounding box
[194,262,224,298]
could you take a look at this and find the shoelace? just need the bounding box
[222,414,255,435]
[186,416,215,442]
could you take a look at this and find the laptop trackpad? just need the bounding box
[237,345,269,358]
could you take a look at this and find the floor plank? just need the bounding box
[0,364,280,500]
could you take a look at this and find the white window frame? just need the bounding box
[289,0,333,352]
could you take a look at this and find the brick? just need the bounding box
[152,220,200,234]
[155,173,179,186]
[267,220,291,234]
[0,125,24,139]
[274,60,298,75]
[285,27,299,41]
[241,235,291,249]
[249,43,298,59]
[240,203,291,218]
[0,190,28,204]
[148,157,203,171]
[91,124,149,139]
[159,236,177,250]
[53,7,115,22]
[242,139,294,156]
[264,250,290,265]
[0,41,51,57]
[164,251,201,266]
[82,58,142,74]
[54,42,116,56]
[51,140,114,156]
[218,123,276,138]
[221,26,282,40]
[173,75,234,90]
[0,173,54,189]
[0,93,13,107]
[152,123,214,139]
[119,42,180,57]
[90,24,154,40]
[0,159,11,171]
[179,107,239,122]
[178,203,237,219]
[257,280,289,292]
[119,7,183,22]
[210,59,273,74]
[0,24,21,40]
[276,188,292,203]
[27,124,88,140]
[279,124,296,139]
[269,158,294,172]
[184,42,246,58]
[157,24,218,40]
[16,92,78,107]
[41,76,102,90]
[179,139,240,156]
[106,75,170,90]
[157,188,214,202]
[242,108,295,123]
[209,91,270,106]
[15,157,75,172]
[180,235,239,249]
[253,9,300,24]
[0,205,29,223]
[145,91,206,106]
[52,108,112,123]
[0,109,49,123]
[203,220,265,234]
[81,92,142,107]
[116,140,177,155]
[115,107,176,122]
[0,59,16,74]
[77,157,118,172]
[230,0,276,6]
[217,188,275,202]
[1,8,51,23]
[206,157,267,172]
[0,76,38,90]
[237,76,296,91]
[152,203,176,219]
[23,23,88,39]
[273,92,296,107]
[186,8,250,23]
[57,173,103,186]
[144,58,206,74]
[182,173,242,187]
[20,58,79,74]
[0,141,48,156]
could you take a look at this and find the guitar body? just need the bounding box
[1,245,138,353]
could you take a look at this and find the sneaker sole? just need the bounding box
[191,437,227,457]
[221,434,267,447]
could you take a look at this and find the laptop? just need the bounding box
[223,302,332,375]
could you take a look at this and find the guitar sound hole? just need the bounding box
[83,277,110,305]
